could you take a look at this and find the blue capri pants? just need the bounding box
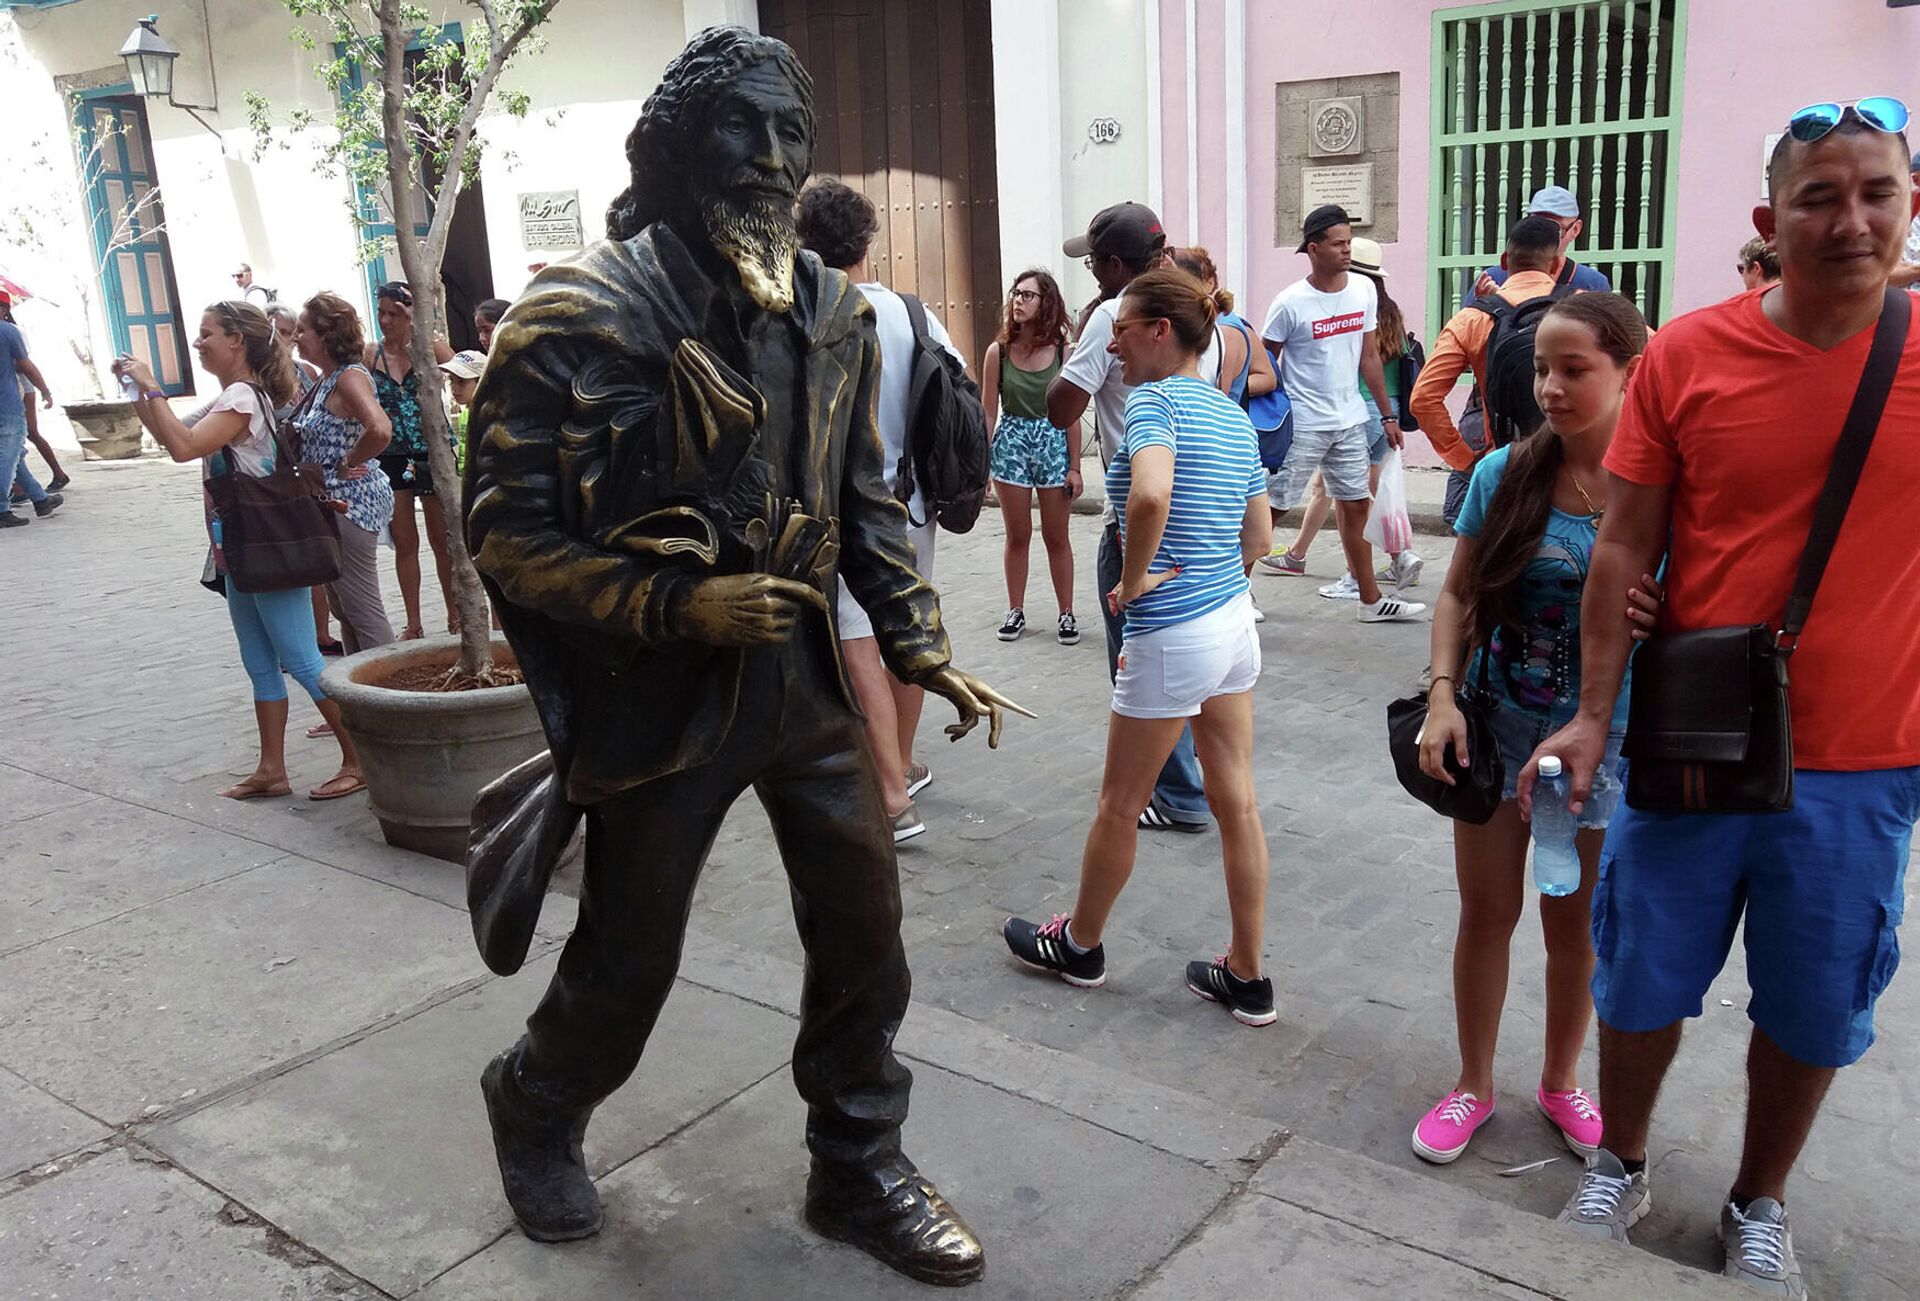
[226,586,327,704]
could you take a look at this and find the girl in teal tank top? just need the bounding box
[983,270,1077,644]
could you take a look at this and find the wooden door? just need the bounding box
[759,0,1003,370]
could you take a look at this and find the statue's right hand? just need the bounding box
[672,573,828,646]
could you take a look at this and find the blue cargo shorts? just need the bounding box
[1591,765,1918,1068]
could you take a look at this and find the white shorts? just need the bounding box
[1112,595,1261,719]
[1267,420,1373,510]
[837,518,937,640]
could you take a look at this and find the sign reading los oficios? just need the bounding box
[519,190,584,250]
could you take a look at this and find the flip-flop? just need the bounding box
[309,773,367,801]
[221,778,292,801]
[306,722,336,738]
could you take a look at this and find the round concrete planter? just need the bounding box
[63,400,145,460]
[319,635,545,863]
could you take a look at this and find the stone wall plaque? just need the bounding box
[518,190,584,250]
[1300,164,1374,226]
[1307,96,1364,157]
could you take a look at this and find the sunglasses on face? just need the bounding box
[1787,97,1910,143]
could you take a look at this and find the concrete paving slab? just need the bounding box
[0,1068,112,1180]
[1134,1187,1544,1298]
[0,796,286,957]
[0,763,97,828]
[424,1066,1228,1300]
[0,856,478,1124]
[1250,1136,1749,1299]
[150,962,794,1297]
[0,1146,378,1300]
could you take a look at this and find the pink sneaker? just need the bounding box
[1537,1086,1603,1156]
[1410,1090,1494,1164]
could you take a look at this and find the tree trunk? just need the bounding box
[377,0,494,681]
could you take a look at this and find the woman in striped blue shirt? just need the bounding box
[1004,267,1279,1025]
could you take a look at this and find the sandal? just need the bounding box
[306,722,336,739]
[221,777,292,801]
[309,771,367,801]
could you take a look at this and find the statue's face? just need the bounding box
[690,60,811,214]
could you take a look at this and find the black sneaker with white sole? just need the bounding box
[997,608,1026,641]
[1186,956,1277,1026]
[1138,797,1207,833]
[1057,611,1080,644]
[1003,913,1106,988]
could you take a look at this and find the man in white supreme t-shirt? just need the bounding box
[1260,205,1424,624]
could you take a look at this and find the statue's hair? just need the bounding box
[605,26,815,241]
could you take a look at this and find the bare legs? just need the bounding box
[1596,1020,1833,1206]
[998,482,1032,610]
[997,482,1075,618]
[391,489,424,638]
[1069,694,1267,979]
[423,494,457,632]
[1289,463,1384,565]
[891,676,924,778]
[311,585,335,649]
[1449,803,1601,1098]
[843,636,909,815]
[224,696,362,800]
[1037,486,1075,617]
[1333,497,1381,604]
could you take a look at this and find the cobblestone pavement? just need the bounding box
[7,455,1916,1298]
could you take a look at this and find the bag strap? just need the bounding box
[1555,258,1578,287]
[1779,286,1910,649]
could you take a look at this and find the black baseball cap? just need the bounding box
[1064,202,1168,263]
[1297,204,1353,253]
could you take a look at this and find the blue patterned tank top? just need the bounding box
[294,363,395,535]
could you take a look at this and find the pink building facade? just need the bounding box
[1158,0,1920,344]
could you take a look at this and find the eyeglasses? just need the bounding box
[1110,316,1156,335]
[1786,97,1910,143]
[1009,289,1040,303]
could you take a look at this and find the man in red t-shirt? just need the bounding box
[1520,104,1920,1293]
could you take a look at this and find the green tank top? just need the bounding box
[999,350,1061,420]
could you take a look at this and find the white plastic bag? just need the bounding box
[1363,447,1414,555]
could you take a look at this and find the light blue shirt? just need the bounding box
[1106,376,1266,637]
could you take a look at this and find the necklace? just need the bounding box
[1567,467,1604,518]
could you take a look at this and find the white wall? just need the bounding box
[1054,0,1151,309]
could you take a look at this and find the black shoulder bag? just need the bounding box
[1387,650,1504,825]
[1624,287,1909,813]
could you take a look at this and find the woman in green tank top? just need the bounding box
[984,270,1077,644]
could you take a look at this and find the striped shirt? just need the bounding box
[1106,375,1266,636]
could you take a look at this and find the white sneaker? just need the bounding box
[1359,595,1427,623]
[1318,572,1361,601]
[1249,594,1266,624]
[1374,550,1425,590]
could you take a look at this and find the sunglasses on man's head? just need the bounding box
[1787,97,1910,143]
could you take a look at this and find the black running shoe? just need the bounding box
[1003,913,1106,988]
[0,512,28,528]
[1057,611,1080,645]
[997,608,1026,641]
[33,493,62,518]
[1186,956,1276,1026]
[47,474,71,492]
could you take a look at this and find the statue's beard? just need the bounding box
[702,193,798,314]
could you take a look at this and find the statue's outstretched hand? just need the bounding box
[922,667,1036,749]
[673,574,826,646]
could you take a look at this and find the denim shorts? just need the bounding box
[1592,765,1919,1068]
[1485,703,1625,828]
[1363,410,1391,466]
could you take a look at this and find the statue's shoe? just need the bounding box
[804,1161,985,1286]
[480,1049,603,1242]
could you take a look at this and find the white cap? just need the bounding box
[1538,756,1563,777]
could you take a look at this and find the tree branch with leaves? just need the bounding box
[251,0,556,680]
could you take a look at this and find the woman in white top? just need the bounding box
[114,302,366,802]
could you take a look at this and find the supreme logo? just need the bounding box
[1312,311,1366,339]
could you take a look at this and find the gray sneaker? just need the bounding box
[1720,1198,1806,1296]
[1555,1149,1651,1243]
[891,801,926,844]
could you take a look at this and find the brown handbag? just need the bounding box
[1623,288,1909,812]
[205,383,343,594]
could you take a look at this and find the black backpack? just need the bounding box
[895,294,989,533]
[1393,331,1426,431]
[1473,281,1575,447]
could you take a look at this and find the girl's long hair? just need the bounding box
[995,268,1069,353]
[1463,293,1649,650]
[1356,270,1407,362]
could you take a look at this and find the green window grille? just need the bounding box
[1429,0,1689,327]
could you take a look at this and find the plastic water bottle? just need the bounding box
[1531,756,1582,897]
